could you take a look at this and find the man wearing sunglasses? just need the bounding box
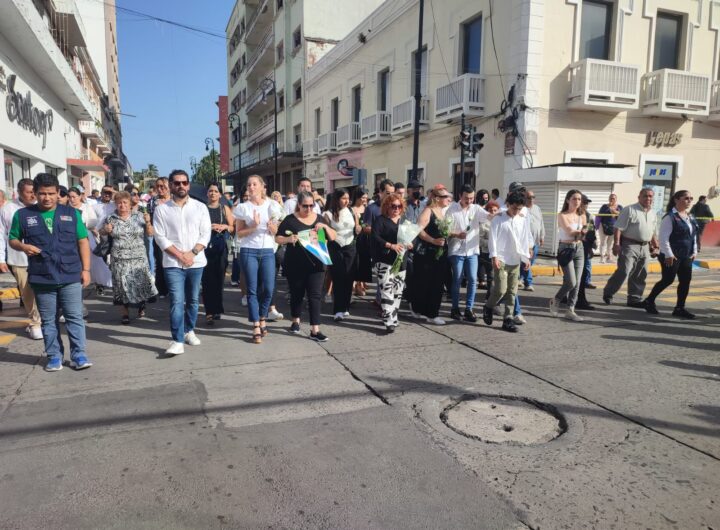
[153,170,211,356]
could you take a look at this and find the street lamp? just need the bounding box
[205,137,217,182]
[228,112,241,185]
[260,76,278,191]
[189,156,198,179]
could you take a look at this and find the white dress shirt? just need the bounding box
[0,199,30,266]
[659,208,697,258]
[324,207,356,247]
[447,202,489,257]
[153,197,212,269]
[233,198,283,250]
[488,210,534,266]
[94,201,117,229]
[284,196,321,216]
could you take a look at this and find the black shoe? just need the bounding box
[575,302,596,310]
[310,331,329,342]
[385,325,396,333]
[602,294,612,305]
[289,322,300,334]
[672,307,695,319]
[644,300,659,315]
[501,318,518,332]
[450,307,462,320]
[627,301,646,309]
[482,306,493,326]
[586,283,597,289]
[464,309,478,323]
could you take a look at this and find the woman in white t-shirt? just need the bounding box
[234,175,283,344]
[323,188,360,321]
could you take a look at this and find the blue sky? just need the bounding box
[117,0,235,176]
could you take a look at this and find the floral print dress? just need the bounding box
[107,212,158,306]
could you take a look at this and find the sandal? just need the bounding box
[206,315,214,326]
[121,315,130,325]
[252,325,262,344]
[259,319,268,337]
[137,304,146,319]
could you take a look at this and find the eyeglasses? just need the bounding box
[527,196,535,199]
[131,192,138,196]
[102,190,113,195]
[172,181,190,187]
[390,204,402,209]
[300,204,314,209]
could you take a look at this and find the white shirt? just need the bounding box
[0,199,30,266]
[153,197,212,269]
[488,210,534,266]
[659,208,697,258]
[447,202,488,257]
[284,196,321,216]
[234,198,283,249]
[324,207,356,247]
[94,201,116,229]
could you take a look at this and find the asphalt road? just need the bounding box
[0,268,718,529]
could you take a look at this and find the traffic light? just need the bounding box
[460,127,472,151]
[471,132,484,155]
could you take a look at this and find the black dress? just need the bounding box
[409,211,447,319]
[202,205,229,316]
[354,207,373,283]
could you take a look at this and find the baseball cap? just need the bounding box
[581,194,591,203]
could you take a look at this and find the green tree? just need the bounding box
[193,151,220,185]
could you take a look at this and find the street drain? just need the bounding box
[440,394,566,445]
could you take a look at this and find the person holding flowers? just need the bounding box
[408,184,453,325]
[446,184,488,322]
[370,193,415,333]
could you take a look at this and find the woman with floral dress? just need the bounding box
[101,191,158,324]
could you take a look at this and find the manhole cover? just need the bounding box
[441,395,566,445]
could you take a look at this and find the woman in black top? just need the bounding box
[351,187,372,294]
[371,193,413,332]
[408,185,452,325]
[644,190,699,319]
[275,191,337,342]
[202,182,235,325]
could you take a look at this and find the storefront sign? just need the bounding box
[646,131,682,147]
[6,75,54,148]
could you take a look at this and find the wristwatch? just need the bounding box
[191,248,199,255]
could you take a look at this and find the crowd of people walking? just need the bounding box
[0,170,708,371]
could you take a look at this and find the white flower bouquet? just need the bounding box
[390,220,422,274]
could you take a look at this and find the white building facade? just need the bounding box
[224,0,385,193]
[0,0,128,197]
[303,0,720,239]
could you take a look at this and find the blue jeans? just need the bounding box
[521,244,539,286]
[584,252,592,285]
[240,247,275,322]
[164,267,203,343]
[145,235,155,274]
[449,254,478,310]
[231,251,241,283]
[34,283,86,360]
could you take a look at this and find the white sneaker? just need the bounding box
[26,326,43,340]
[493,306,502,316]
[565,309,584,322]
[549,298,558,317]
[524,285,534,292]
[343,311,350,317]
[241,296,248,306]
[184,331,201,346]
[428,316,446,325]
[267,308,283,321]
[165,341,184,356]
[82,305,89,318]
[333,312,344,322]
[513,314,527,325]
[59,314,66,323]
[230,281,238,287]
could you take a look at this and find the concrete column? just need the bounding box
[0,147,6,194]
[29,160,45,179]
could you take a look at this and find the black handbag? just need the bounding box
[556,246,575,267]
[93,235,112,259]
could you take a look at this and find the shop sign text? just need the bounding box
[6,75,54,148]
[646,131,682,148]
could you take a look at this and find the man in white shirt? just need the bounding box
[93,184,116,228]
[0,178,42,339]
[447,184,488,322]
[521,189,545,291]
[482,190,533,332]
[284,177,322,215]
[153,170,211,356]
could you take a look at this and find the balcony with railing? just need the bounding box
[317,132,338,155]
[360,112,391,144]
[245,0,271,40]
[392,97,430,136]
[641,69,711,117]
[435,74,484,121]
[709,81,720,121]
[79,120,106,142]
[567,59,641,111]
[336,123,361,151]
[302,138,318,161]
[246,81,273,115]
[246,27,273,76]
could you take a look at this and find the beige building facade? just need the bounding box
[303,0,720,238]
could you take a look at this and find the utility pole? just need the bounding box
[457,113,466,199]
[410,0,424,184]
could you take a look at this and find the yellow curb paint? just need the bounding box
[0,334,17,346]
[697,259,720,269]
[0,319,30,330]
[0,288,20,300]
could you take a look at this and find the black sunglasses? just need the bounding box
[172,180,190,187]
[300,204,314,209]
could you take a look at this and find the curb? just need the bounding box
[697,259,720,270]
[0,287,20,300]
[532,261,664,277]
